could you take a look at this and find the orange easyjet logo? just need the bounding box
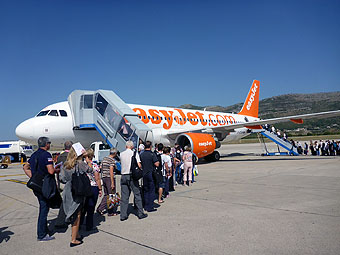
[133,108,236,130]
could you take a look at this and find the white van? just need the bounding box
[89,141,110,164]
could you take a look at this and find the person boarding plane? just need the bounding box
[16,80,340,161]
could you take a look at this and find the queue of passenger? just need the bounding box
[23,137,198,247]
[263,124,340,156]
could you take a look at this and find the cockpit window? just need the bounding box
[48,110,59,116]
[36,110,50,117]
[59,110,68,117]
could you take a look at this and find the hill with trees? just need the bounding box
[178,91,340,135]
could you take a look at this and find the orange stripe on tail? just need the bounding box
[290,119,303,124]
[238,80,260,118]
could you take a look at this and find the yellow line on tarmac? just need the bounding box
[0,174,26,178]
[6,179,27,185]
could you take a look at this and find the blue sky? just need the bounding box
[1,0,339,140]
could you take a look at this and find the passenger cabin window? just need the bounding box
[48,110,59,116]
[36,110,50,117]
[59,110,68,117]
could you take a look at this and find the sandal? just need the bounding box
[96,209,104,215]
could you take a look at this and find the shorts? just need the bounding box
[159,176,166,189]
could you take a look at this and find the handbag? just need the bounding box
[71,164,93,197]
[193,165,199,176]
[131,151,143,181]
[107,192,120,209]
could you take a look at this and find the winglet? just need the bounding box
[238,80,260,118]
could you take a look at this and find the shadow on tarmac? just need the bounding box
[196,153,336,165]
[219,155,336,162]
[0,227,14,244]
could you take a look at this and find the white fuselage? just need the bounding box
[16,101,258,149]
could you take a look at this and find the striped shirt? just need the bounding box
[101,156,116,178]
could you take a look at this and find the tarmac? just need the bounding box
[0,143,340,255]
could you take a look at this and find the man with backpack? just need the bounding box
[174,144,183,184]
[140,141,159,212]
[23,137,60,241]
[154,143,164,203]
[120,141,147,221]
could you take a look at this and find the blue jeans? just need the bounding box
[175,164,182,184]
[143,172,155,211]
[34,191,49,239]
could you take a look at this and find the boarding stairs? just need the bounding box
[257,129,299,156]
[68,90,152,153]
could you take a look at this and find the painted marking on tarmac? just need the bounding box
[6,179,27,185]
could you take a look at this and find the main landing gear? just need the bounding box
[204,151,220,162]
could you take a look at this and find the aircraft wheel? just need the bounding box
[204,151,220,162]
[212,151,220,161]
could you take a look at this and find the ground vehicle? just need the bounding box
[0,140,33,163]
[0,155,11,168]
[90,141,111,164]
[89,141,121,173]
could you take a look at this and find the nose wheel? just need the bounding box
[204,151,220,162]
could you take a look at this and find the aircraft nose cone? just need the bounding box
[16,119,35,142]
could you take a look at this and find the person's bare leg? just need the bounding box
[158,188,164,203]
[71,212,81,244]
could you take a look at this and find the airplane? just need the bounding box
[15,80,340,161]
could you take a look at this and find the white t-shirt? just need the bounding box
[120,148,141,175]
[161,154,172,176]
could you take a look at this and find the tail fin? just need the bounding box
[238,80,260,118]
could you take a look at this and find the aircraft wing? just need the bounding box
[166,109,340,136]
[215,109,340,131]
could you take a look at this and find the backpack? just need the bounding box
[71,164,92,197]
[131,151,143,181]
[175,150,182,161]
[192,153,197,165]
[153,151,163,183]
[154,151,162,173]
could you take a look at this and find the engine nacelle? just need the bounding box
[175,133,219,159]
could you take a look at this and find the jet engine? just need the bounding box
[175,133,221,161]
